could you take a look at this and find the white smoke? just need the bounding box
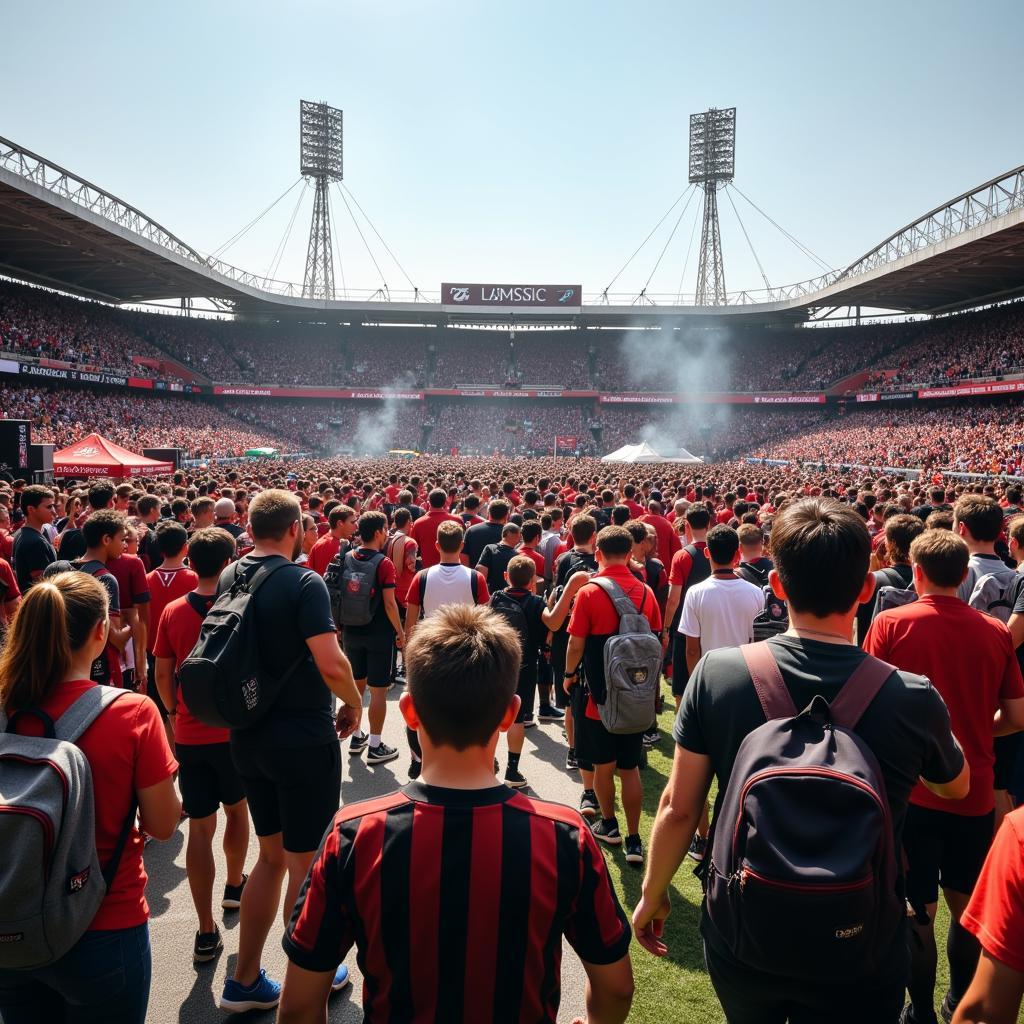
[614,324,734,458]
[349,371,419,455]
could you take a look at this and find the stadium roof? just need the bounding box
[1,135,1023,325]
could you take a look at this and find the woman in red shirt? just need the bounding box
[0,572,180,1024]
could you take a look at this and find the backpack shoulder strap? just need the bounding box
[236,556,294,596]
[53,685,132,743]
[740,642,799,721]
[469,568,479,603]
[588,576,637,621]
[828,654,896,730]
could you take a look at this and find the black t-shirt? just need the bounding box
[555,548,597,588]
[12,526,56,593]
[856,563,913,647]
[222,555,338,749]
[464,521,503,567]
[478,542,518,592]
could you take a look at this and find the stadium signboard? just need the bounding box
[855,391,916,403]
[599,392,826,405]
[212,386,425,400]
[441,283,582,309]
[18,362,129,387]
[918,380,1024,399]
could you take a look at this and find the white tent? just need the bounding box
[600,441,703,464]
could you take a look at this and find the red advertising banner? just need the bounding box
[555,436,578,449]
[917,380,1024,400]
[598,392,826,405]
[441,283,582,308]
[213,386,425,400]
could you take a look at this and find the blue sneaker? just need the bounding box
[331,964,352,992]
[219,969,281,1013]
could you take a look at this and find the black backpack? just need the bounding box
[705,643,903,981]
[489,590,533,658]
[179,557,306,729]
[738,562,789,641]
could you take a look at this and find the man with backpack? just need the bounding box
[635,497,970,1024]
[865,529,1024,1024]
[565,525,663,864]
[954,494,1016,604]
[855,512,924,645]
[335,511,405,767]
[218,489,362,1014]
[489,554,581,789]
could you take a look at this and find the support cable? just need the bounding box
[210,178,303,259]
[601,185,694,296]
[675,197,702,303]
[724,186,771,291]
[266,182,307,283]
[728,183,833,272]
[339,183,418,292]
[335,183,389,296]
[642,186,699,294]
[328,189,347,299]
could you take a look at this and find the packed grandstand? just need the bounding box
[3,277,1024,475]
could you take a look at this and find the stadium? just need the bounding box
[5,9,1024,1021]
[2,113,1024,477]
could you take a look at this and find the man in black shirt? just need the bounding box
[463,498,510,567]
[634,497,969,1024]
[221,489,363,1014]
[11,485,56,592]
[855,512,923,646]
[478,521,521,592]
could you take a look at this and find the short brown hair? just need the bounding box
[436,520,465,553]
[954,494,1004,543]
[595,525,633,558]
[910,529,969,589]
[771,497,870,616]
[1008,513,1024,549]
[188,527,236,578]
[506,554,536,589]
[883,513,925,565]
[925,509,954,531]
[248,489,300,541]
[570,514,597,544]
[405,604,521,749]
[737,523,763,547]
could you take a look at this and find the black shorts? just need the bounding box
[343,634,394,687]
[176,742,245,819]
[903,804,996,905]
[515,671,538,724]
[671,633,690,698]
[993,733,1022,790]
[145,655,168,720]
[550,632,571,709]
[230,738,341,853]
[572,687,643,770]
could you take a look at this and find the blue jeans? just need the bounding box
[0,922,151,1024]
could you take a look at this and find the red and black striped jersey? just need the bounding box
[283,781,631,1022]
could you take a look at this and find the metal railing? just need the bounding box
[3,133,1022,309]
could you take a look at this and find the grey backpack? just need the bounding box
[0,686,137,969]
[330,550,385,627]
[588,577,662,735]
[968,572,1019,624]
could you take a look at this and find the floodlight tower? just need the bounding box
[689,107,735,306]
[300,100,344,300]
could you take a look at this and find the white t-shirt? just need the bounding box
[678,573,764,652]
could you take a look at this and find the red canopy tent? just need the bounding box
[52,433,175,478]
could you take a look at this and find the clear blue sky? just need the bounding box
[2,0,1022,301]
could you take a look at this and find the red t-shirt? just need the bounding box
[668,541,708,587]
[153,592,227,745]
[0,531,12,561]
[716,507,734,525]
[641,513,681,568]
[384,485,401,504]
[518,546,546,582]
[410,510,463,569]
[308,534,341,578]
[864,595,1024,815]
[623,500,645,519]
[146,566,199,653]
[960,807,1024,972]
[386,533,419,605]
[568,564,663,718]
[106,554,151,612]
[0,556,21,605]
[11,680,177,930]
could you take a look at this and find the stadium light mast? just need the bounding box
[689,107,735,306]
[300,100,344,301]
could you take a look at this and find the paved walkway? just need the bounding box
[146,685,597,1023]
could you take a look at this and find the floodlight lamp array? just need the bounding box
[300,100,344,181]
[688,107,736,184]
